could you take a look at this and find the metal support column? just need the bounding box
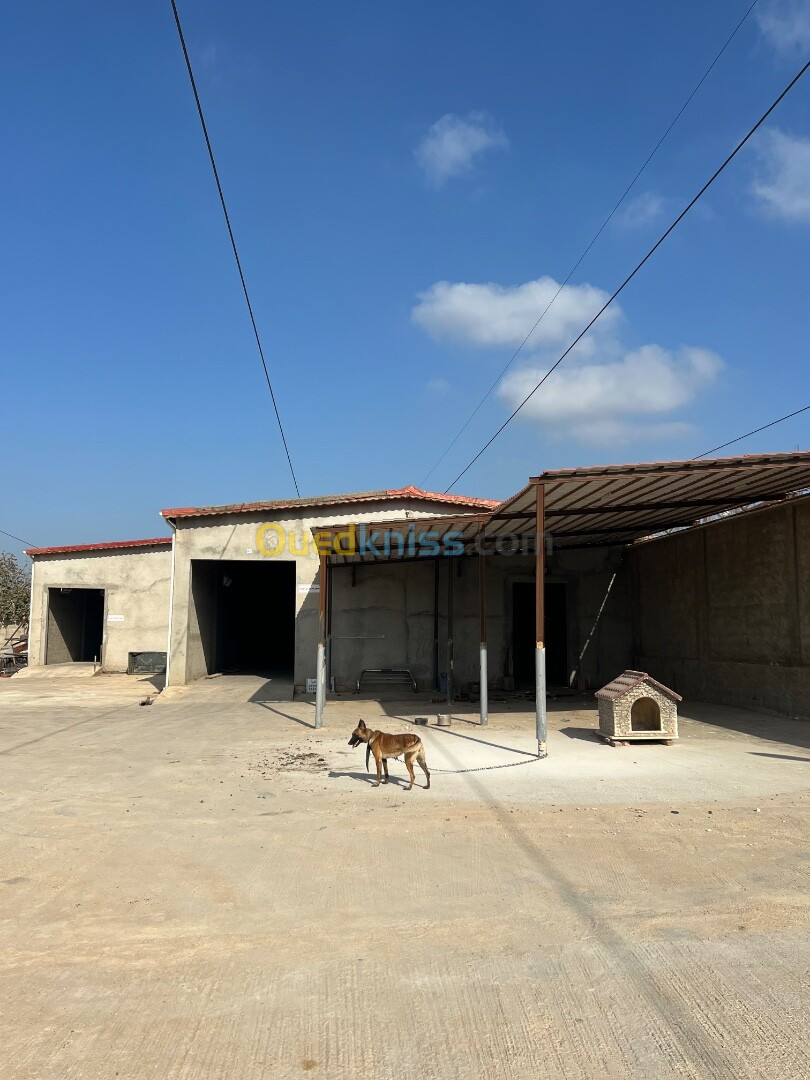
[432,558,440,691]
[478,533,488,726]
[535,482,548,758]
[315,554,327,728]
[326,556,333,691]
[446,556,454,708]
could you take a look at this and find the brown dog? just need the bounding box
[348,720,430,790]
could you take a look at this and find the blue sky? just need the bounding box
[2,0,809,557]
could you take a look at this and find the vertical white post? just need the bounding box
[535,645,547,757]
[535,482,548,758]
[164,521,177,687]
[480,644,488,727]
[315,642,326,729]
[28,557,37,666]
[479,528,488,726]
[315,554,327,729]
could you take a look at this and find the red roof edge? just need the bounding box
[161,486,498,519]
[384,485,499,508]
[26,537,172,557]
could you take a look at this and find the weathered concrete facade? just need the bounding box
[632,496,810,718]
[28,544,172,672]
[24,472,810,720]
[329,545,631,694]
[166,495,495,689]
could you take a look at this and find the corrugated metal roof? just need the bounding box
[595,670,682,703]
[318,451,810,561]
[26,537,172,557]
[485,451,810,550]
[161,485,498,520]
[316,513,489,564]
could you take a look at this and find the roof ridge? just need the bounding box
[27,537,172,557]
[161,486,498,519]
[595,669,682,702]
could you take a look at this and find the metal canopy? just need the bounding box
[316,513,489,564]
[488,451,810,550]
[317,452,810,560]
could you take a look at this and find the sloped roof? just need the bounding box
[26,537,172,557]
[596,670,682,703]
[161,485,498,520]
[485,451,810,550]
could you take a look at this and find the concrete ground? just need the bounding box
[1,669,809,1079]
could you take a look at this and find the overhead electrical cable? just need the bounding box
[694,404,810,459]
[420,0,762,487]
[0,528,36,548]
[443,56,810,493]
[169,0,301,496]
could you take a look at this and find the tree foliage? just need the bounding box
[0,553,31,627]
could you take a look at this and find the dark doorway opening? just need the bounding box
[191,560,295,676]
[46,587,104,664]
[631,697,662,732]
[512,582,568,689]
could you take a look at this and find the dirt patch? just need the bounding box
[250,751,329,778]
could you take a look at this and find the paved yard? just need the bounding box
[1,669,809,1079]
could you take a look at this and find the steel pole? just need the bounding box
[479,535,488,726]
[315,554,327,728]
[535,482,547,758]
[446,556,454,708]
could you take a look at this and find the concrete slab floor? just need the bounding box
[0,670,808,1079]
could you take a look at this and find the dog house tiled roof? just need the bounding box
[595,670,682,703]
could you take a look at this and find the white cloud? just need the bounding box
[497,346,723,445]
[412,276,620,352]
[756,0,810,51]
[616,191,670,230]
[752,129,810,222]
[414,113,509,187]
[425,377,450,395]
[412,271,725,445]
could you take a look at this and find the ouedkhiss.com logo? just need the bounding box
[254,523,550,558]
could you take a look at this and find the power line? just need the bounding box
[444,56,810,493]
[420,0,761,487]
[694,404,810,459]
[0,528,35,549]
[169,0,301,496]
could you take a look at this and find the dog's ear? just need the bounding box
[358,720,366,729]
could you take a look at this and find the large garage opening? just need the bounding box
[189,560,295,677]
[46,587,104,664]
[512,582,568,689]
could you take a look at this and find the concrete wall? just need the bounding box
[167,498,483,688]
[328,545,631,693]
[1,624,26,649]
[28,547,172,672]
[25,501,634,693]
[631,497,810,717]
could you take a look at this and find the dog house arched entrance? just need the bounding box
[630,696,661,732]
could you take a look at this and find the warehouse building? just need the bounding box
[27,487,496,687]
[25,453,810,727]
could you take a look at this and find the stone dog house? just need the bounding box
[595,670,681,744]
